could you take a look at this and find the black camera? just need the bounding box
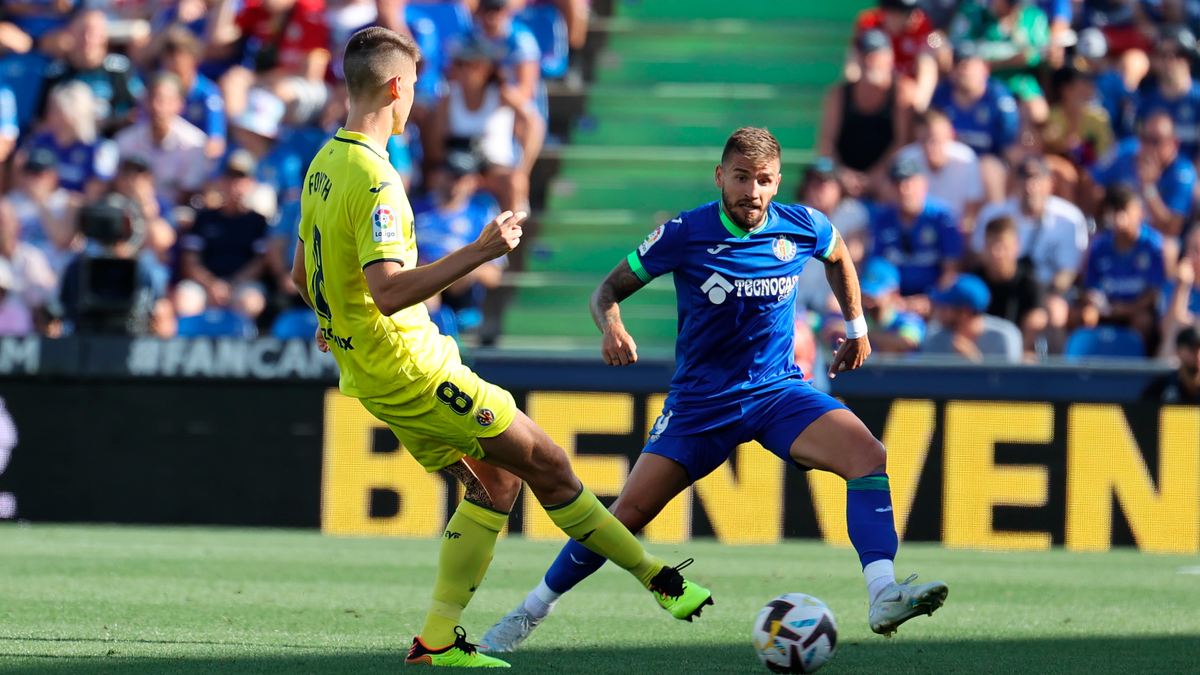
[74,196,143,335]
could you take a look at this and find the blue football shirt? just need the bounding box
[183,74,227,142]
[868,198,963,296]
[1137,82,1200,159]
[25,131,118,193]
[1091,137,1197,219]
[1084,224,1166,303]
[1095,69,1141,139]
[626,201,836,425]
[413,193,500,265]
[930,78,1020,157]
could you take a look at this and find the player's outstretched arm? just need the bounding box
[591,258,647,366]
[365,211,526,316]
[822,231,872,377]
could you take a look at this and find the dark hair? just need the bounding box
[1103,184,1141,212]
[343,27,422,100]
[161,26,204,59]
[984,216,1018,240]
[721,127,782,167]
[148,71,183,96]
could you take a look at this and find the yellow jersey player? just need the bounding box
[290,27,713,668]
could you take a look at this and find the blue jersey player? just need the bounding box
[480,128,948,653]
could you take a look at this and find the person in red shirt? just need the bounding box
[209,0,332,123]
[851,0,943,112]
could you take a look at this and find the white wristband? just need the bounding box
[845,315,869,339]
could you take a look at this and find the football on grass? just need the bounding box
[752,593,838,673]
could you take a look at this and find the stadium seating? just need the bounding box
[271,307,320,340]
[1064,326,1146,360]
[178,309,258,339]
[501,0,872,348]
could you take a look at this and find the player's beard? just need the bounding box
[721,191,769,231]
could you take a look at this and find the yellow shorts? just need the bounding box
[359,362,517,472]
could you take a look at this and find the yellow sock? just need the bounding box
[419,499,508,649]
[544,487,666,590]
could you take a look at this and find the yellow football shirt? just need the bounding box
[300,128,460,399]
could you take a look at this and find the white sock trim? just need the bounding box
[864,559,896,605]
[522,579,562,619]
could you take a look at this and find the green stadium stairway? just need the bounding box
[501,0,874,351]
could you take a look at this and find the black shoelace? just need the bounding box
[453,626,478,655]
[650,558,695,599]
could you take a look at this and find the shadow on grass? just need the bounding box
[1,636,1198,674]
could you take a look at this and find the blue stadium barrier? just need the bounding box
[177,310,257,339]
[1064,326,1145,360]
[271,307,320,340]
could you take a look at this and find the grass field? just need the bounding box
[1,525,1199,674]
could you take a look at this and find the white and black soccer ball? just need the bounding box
[752,593,838,673]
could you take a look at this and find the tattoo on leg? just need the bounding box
[441,460,495,509]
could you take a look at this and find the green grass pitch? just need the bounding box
[2,525,1199,674]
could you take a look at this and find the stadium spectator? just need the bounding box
[1163,228,1200,353]
[1138,26,1200,162]
[929,41,1019,202]
[1141,325,1200,403]
[867,155,962,312]
[1093,31,1149,140]
[922,273,1024,362]
[1042,65,1113,204]
[22,81,119,200]
[0,198,56,336]
[179,151,271,321]
[973,155,1088,296]
[850,0,942,112]
[1080,185,1166,351]
[2,0,78,48]
[1032,0,1072,68]
[108,156,178,269]
[157,26,228,160]
[1091,110,1196,238]
[1080,0,1156,57]
[857,256,925,353]
[432,36,543,212]
[794,158,869,314]
[413,150,503,330]
[819,29,914,192]
[949,0,1050,123]
[39,10,144,135]
[471,0,542,109]
[226,88,296,220]
[209,0,331,122]
[0,78,17,166]
[895,108,985,230]
[114,72,210,205]
[6,148,76,273]
[971,215,1047,354]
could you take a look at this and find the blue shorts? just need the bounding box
[643,381,847,483]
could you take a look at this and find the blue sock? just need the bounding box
[543,538,607,593]
[846,473,899,568]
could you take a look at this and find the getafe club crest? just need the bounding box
[772,236,797,262]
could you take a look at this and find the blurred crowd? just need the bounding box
[0,0,585,341]
[795,0,1200,372]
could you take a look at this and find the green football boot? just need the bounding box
[406,627,511,667]
[648,558,714,621]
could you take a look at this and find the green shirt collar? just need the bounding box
[719,203,770,239]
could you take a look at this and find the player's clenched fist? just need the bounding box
[601,324,639,366]
[476,210,527,259]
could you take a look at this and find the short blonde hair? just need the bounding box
[721,127,782,167]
